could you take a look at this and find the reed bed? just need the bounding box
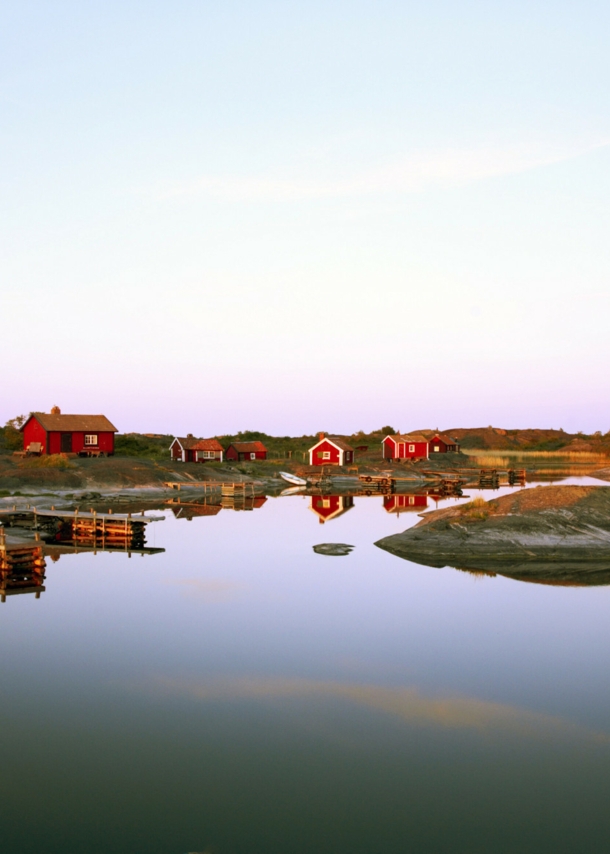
[463,449,608,466]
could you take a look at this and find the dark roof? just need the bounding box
[312,435,354,452]
[430,433,459,445]
[25,412,117,432]
[172,437,224,452]
[227,441,267,453]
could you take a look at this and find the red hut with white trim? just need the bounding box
[308,434,355,466]
[170,436,224,463]
[21,408,117,456]
[428,433,460,453]
[382,433,429,461]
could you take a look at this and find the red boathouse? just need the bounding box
[428,433,460,453]
[170,436,224,463]
[382,433,429,461]
[308,434,355,466]
[21,408,117,456]
[225,441,267,461]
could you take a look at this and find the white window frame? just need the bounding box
[321,451,331,460]
[84,434,98,446]
[409,444,415,453]
[434,446,440,452]
[250,452,256,460]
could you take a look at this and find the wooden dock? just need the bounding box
[0,508,163,555]
[0,528,46,602]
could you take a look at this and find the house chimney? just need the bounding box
[51,406,61,415]
[319,432,325,440]
[187,433,193,438]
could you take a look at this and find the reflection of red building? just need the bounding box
[309,494,354,523]
[383,494,428,515]
[168,501,223,520]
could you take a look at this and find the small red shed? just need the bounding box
[21,408,117,456]
[170,436,224,463]
[225,441,267,462]
[382,433,429,461]
[309,494,354,524]
[383,494,429,515]
[428,433,460,454]
[308,434,355,466]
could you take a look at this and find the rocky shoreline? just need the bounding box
[375,486,610,586]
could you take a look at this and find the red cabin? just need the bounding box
[21,408,117,456]
[428,433,460,454]
[225,441,267,461]
[383,494,428,515]
[382,433,429,461]
[170,436,224,463]
[309,494,354,524]
[308,434,355,466]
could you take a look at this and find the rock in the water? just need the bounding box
[375,486,610,586]
[313,543,355,557]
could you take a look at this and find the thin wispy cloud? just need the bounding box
[146,675,610,744]
[162,139,610,203]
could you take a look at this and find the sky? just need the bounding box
[1,1,609,436]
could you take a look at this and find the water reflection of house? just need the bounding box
[383,494,428,515]
[168,501,223,520]
[221,495,267,511]
[309,495,354,523]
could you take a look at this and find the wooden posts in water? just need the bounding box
[0,526,46,602]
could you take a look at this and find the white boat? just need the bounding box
[279,471,308,487]
[280,485,306,496]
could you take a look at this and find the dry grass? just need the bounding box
[463,449,608,462]
[20,454,74,470]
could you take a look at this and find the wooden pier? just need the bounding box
[0,507,162,555]
[0,528,46,602]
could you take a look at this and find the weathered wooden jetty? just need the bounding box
[164,480,262,494]
[0,528,46,602]
[478,469,526,489]
[0,507,162,554]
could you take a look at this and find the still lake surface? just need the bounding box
[1,477,610,853]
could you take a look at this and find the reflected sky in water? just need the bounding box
[1,481,610,853]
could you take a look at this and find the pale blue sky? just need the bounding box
[1,1,609,435]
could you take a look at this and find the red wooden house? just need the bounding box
[225,441,267,461]
[309,494,354,524]
[428,433,460,454]
[383,493,428,515]
[308,434,355,466]
[382,433,429,461]
[21,408,117,456]
[170,436,224,463]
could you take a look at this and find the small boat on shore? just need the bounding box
[279,472,308,487]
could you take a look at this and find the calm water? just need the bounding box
[1,479,610,853]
